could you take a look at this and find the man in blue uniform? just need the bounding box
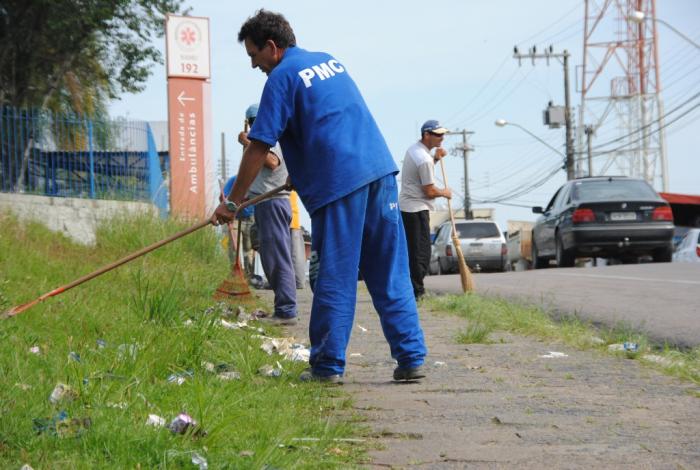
[212,9,426,383]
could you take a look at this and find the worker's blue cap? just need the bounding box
[245,103,259,119]
[421,119,448,135]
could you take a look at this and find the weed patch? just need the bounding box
[426,293,700,386]
[0,213,365,468]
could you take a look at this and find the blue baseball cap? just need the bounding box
[245,103,259,120]
[421,120,448,135]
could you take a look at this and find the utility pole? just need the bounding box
[513,45,575,180]
[446,129,474,219]
[584,125,594,177]
[220,132,227,180]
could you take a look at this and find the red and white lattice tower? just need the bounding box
[578,0,668,190]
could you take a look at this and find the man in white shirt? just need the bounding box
[399,120,452,299]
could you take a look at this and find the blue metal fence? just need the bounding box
[0,106,167,212]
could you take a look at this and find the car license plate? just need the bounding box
[610,211,636,221]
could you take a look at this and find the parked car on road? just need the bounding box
[673,228,700,263]
[531,176,675,268]
[429,219,507,274]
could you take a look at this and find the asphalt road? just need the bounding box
[424,263,700,349]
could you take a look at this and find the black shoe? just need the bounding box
[299,369,343,384]
[260,315,298,326]
[393,365,425,381]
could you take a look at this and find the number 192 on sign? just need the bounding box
[181,63,199,74]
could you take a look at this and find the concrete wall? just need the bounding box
[0,193,157,245]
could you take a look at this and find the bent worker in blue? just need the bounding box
[211,9,427,383]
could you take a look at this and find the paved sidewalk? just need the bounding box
[276,284,699,468]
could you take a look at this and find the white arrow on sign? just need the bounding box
[177,90,195,106]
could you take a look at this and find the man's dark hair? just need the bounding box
[238,9,296,49]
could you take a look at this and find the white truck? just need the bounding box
[506,220,534,271]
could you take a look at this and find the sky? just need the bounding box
[109,0,700,233]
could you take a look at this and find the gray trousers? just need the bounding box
[254,198,297,318]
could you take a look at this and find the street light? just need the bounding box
[494,119,565,157]
[629,10,700,51]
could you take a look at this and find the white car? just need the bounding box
[673,228,700,263]
[429,219,508,274]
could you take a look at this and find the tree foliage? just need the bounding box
[0,0,189,115]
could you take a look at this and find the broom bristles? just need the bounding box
[452,239,475,292]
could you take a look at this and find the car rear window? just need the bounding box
[456,222,500,238]
[571,179,659,201]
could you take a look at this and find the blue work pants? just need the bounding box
[309,174,427,376]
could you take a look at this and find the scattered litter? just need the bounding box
[49,383,77,405]
[608,343,625,352]
[608,343,639,355]
[68,351,81,362]
[167,370,194,385]
[217,371,241,381]
[117,343,139,360]
[168,413,207,437]
[20,465,33,470]
[15,382,32,391]
[623,342,639,352]
[260,337,310,362]
[590,336,605,345]
[539,351,568,358]
[261,340,276,355]
[641,354,675,367]
[191,452,208,470]
[29,345,41,355]
[357,325,368,332]
[434,361,447,367]
[201,361,241,380]
[258,363,283,377]
[96,339,107,349]
[106,402,127,409]
[239,450,255,457]
[146,414,166,427]
[33,410,91,438]
[183,319,194,327]
[349,353,363,357]
[220,319,247,330]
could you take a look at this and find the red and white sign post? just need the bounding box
[165,15,214,219]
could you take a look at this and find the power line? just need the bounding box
[578,99,700,160]
[591,91,700,150]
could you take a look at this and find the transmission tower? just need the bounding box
[578,0,668,190]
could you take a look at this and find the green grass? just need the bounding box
[424,293,700,386]
[0,212,367,468]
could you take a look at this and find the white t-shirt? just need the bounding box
[399,141,436,213]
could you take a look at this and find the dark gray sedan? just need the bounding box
[531,177,674,268]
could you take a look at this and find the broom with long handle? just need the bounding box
[2,183,291,319]
[437,156,475,293]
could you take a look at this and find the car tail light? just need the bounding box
[652,205,673,221]
[501,243,507,256]
[572,208,595,224]
[446,245,453,257]
[696,244,700,258]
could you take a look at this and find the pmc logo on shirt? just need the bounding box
[298,60,346,88]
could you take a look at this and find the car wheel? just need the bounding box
[555,233,575,268]
[437,257,443,275]
[531,240,548,269]
[652,245,672,263]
